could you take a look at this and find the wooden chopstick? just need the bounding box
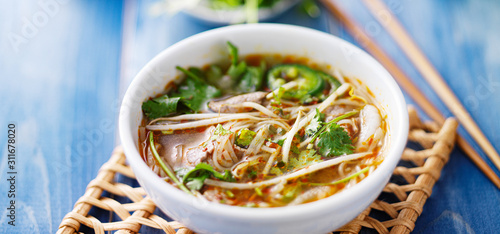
[362,0,500,172]
[320,0,500,189]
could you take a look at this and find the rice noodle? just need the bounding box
[255,120,291,131]
[149,112,261,124]
[205,152,371,189]
[281,111,302,163]
[245,127,269,157]
[224,138,239,163]
[263,146,281,176]
[241,102,280,118]
[261,145,277,153]
[147,114,265,131]
[231,154,267,179]
[266,81,298,99]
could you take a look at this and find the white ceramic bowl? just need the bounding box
[119,24,408,234]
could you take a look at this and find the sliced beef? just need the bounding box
[185,141,215,167]
[208,92,268,113]
[158,131,207,168]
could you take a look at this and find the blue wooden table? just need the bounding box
[1,0,499,233]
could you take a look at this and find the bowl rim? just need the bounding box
[119,23,408,221]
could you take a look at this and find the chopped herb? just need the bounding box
[270,166,283,175]
[226,41,266,92]
[248,170,258,179]
[237,61,265,92]
[206,65,223,86]
[309,110,359,143]
[174,167,189,179]
[227,41,239,66]
[142,95,180,119]
[243,202,257,208]
[183,163,234,191]
[175,66,204,83]
[161,130,174,135]
[289,149,322,170]
[268,125,277,134]
[317,124,355,157]
[291,144,300,154]
[282,183,301,202]
[214,124,232,137]
[227,41,247,80]
[271,86,285,104]
[173,66,222,111]
[236,128,256,147]
[228,60,247,80]
[271,138,285,146]
[254,187,263,196]
[305,108,324,137]
[225,190,235,198]
[185,173,210,191]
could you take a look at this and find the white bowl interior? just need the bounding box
[119,24,408,234]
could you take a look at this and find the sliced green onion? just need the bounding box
[226,190,235,198]
[254,187,263,196]
[150,132,192,195]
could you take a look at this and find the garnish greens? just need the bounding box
[214,124,233,137]
[317,124,355,157]
[226,41,265,93]
[141,41,267,119]
[305,109,324,137]
[289,149,322,170]
[183,163,234,191]
[173,66,222,112]
[142,95,180,119]
[308,110,359,157]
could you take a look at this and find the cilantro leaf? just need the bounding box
[317,124,355,157]
[237,61,265,93]
[271,138,285,146]
[228,61,247,80]
[211,124,233,141]
[289,149,322,170]
[305,108,324,137]
[182,163,234,191]
[186,173,210,191]
[173,67,222,111]
[206,65,223,86]
[270,166,283,175]
[142,95,180,119]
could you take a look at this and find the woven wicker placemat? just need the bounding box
[57,107,458,234]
